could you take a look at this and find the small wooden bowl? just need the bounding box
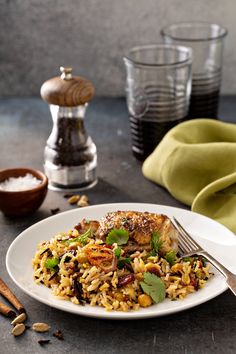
[0,168,48,217]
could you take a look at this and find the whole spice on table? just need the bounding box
[53,329,64,340]
[0,278,25,314]
[68,195,80,204]
[11,323,26,337]
[32,322,50,332]
[0,301,15,318]
[63,193,74,198]
[38,339,51,346]
[77,199,89,207]
[66,193,90,207]
[11,312,27,325]
[50,208,60,215]
[77,194,89,207]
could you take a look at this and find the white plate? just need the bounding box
[6,203,236,320]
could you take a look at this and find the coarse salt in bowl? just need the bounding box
[0,168,48,217]
[0,173,42,192]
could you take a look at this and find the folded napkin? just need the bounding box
[142,119,236,234]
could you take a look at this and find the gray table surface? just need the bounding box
[0,97,236,354]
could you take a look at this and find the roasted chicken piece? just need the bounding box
[96,211,178,255]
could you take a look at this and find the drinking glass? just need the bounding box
[161,22,228,119]
[123,44,192,161]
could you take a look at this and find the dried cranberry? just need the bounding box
[190,277,199,290]
[148,267,160,276]
[74,223,82,231]
[117,274,135,288]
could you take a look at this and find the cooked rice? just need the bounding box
[32,220,212,312]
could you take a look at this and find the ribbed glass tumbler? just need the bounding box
[123,44,192,161]
[161,22,227,119]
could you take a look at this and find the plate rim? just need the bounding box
[6,202,231,320]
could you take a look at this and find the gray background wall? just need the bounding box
[1,0,235,97]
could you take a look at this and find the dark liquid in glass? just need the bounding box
[188,90,219,119]
[129,85,188,161]
[129,115,185,161]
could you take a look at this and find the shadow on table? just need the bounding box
[91,178,137,204]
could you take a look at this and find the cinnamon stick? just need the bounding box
[0,278,25,313]
[0,300,16,318]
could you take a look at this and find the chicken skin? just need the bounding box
[96,211,178,255]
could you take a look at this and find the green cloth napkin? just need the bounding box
[142,119,236,234]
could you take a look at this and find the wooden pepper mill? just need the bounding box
[40,67,97,191]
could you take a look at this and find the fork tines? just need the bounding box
[173,217,203,256]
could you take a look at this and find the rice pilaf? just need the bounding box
[32,213,212,312]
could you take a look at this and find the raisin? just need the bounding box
[117,274,135,288]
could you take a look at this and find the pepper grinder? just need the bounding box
[40,67,97,191]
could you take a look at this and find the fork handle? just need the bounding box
[200,251,236,296]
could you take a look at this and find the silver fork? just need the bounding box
[173,217,236,296]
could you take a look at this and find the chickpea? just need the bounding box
[114,292,124,302]
[138,294,153,307]
[77,253,88,264]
